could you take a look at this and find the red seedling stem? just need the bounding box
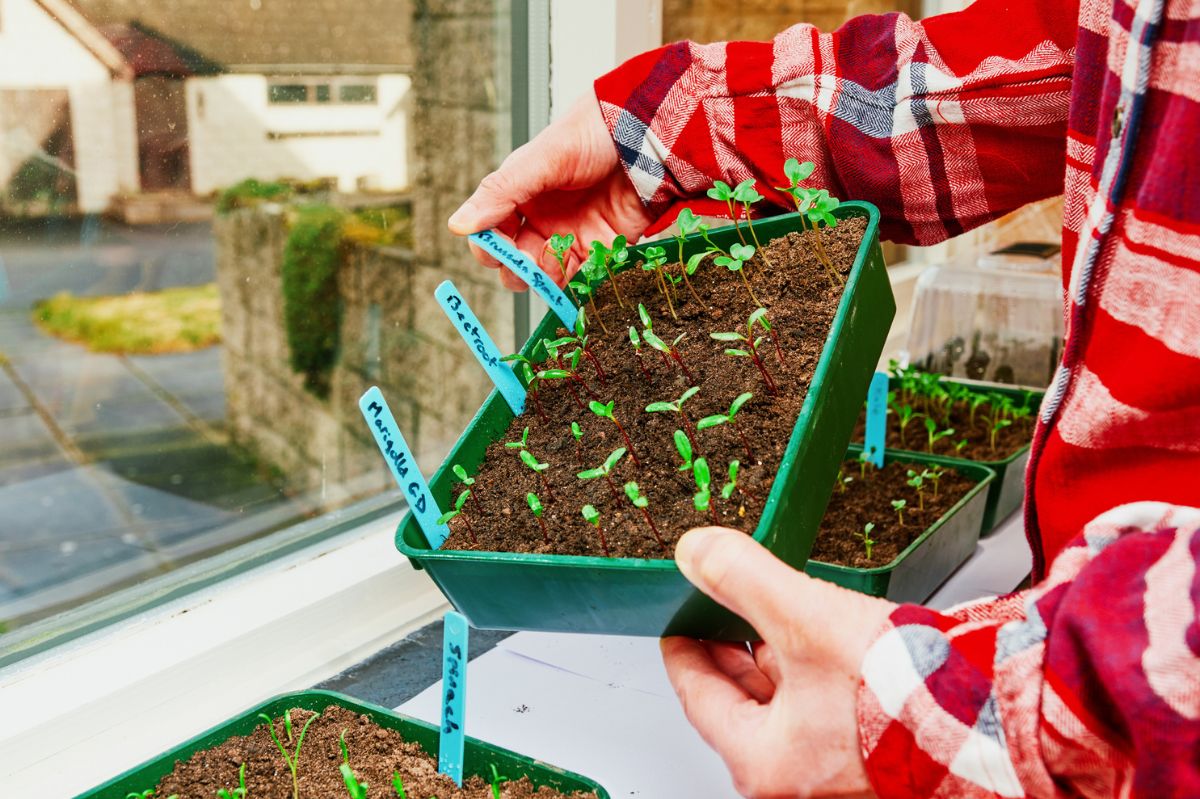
[471,491,482,514]
[574,439,583,464]
[583,347,607,384]
[596,525,611,557]
[767,329,785,366]
[536,514,550,545]
[611,416,641,466]
[564,381,584,410]
[633,350,653,382]
[639,508,669,555]
[733,422,754,460]
[539,472,557,502]
[708,503,718,526]
[461,514,480,546]
[669,348,698,383]
[603,475,618,500]
[530,389,549,421]
[748,340,779,396]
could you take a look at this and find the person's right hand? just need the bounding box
[447,93,653,292]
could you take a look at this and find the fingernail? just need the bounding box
[674,527,719,578]
[447,201,473,233]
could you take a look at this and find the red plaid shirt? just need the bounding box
[595,0,1200,796]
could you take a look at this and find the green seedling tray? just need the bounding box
[872,378,1043,534]
[805,447,995,603]
[77,689,609,799]
[397,202,895,640]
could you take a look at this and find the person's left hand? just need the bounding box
[662,527,896,799]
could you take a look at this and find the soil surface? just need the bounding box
[154,705,597,799]
[443,218,867,559]
[852,388,1036,461]
[810,458,979,568]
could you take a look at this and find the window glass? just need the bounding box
[338,83,377,104]
[0,0,518,637]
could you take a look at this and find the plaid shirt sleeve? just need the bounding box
[858,502,1200,799]
[593,0,1077,245]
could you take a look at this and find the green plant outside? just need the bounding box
[31,284,221,354]
[282,205,345,398]
[215,177,293,214]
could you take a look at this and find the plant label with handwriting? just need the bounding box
[864,370,888,468]
[468,229,578,328]
[435,279,526,415]
[359,386,449,547]
[439,610,469,786]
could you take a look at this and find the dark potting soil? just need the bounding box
[442,217,867,559]
[851,393,1035,461]
[154,705,598,799]
[809,458,978,569]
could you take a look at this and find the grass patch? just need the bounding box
[32,283,221,355]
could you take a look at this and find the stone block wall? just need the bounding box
[214,0,515,510]
[663,0,920,43]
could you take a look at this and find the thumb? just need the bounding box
[675,527,894,658]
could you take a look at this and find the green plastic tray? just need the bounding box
[397,202,895,640]
[868,378,1043,534]
[805,447,995,603]
[76,690,609,799]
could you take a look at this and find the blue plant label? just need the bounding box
[864,370,888,468]
[435,280,525,416]
[439,610,469,786]
[468,229,578,329]
[358,386,449,547]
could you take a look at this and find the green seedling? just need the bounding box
[515,360,550,421]
[581,503,610,557]
[567,256,610,333]
[589,400,640,465]
[896,405,918,447]
[628,326,654,382]
[707,179,749,245]
[571,421,584,461]
[577,446,627,499]
[968,392,990,426]
[674,429,694,472]
[857,450,875,479]
[520,448,557,501]
[216,763,247,799]
[732,179,774,268]
[505,426,530,454]
[642,244,678,319]
[711,329,778,396]
[990,417,1013,452]
[392,771,407,798]
[526,492,549,544]
[258,709,319,799]
[907,468,931,510]
[891,498,907,527]
[547,232,576,289]
[451,463,481,513]
[587,237,629,309]
[749,307,785,366]
[836,467,853,493]
[640,328,697,383]
[923,416,956,453]
[436,489,478,545]
[721,459,754,503]
[954,439,968,457]
[489,764,509,799]
[583,503,614,554]
[339,729,369,799]
[776,158,838,283]
[625,481,668,553]
[859,522,877,561]
[927,466,945,498]
[126,792,178,799]
[646,385,701,442]
[697,391,754,458]
[692,457,717,524]
[566,309,607,384]
[714,242,762,305]
[671,208,709,308]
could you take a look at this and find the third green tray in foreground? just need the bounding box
[397,203,895,640]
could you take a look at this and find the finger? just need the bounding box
[448,141,551,235]
[703,641,776,703]
[660,637,760,761]
[498,266,528,293]
[465,214,521,270]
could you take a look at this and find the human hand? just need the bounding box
[663,527,895,798]
[447,93,653,291]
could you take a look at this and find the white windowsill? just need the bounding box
[0,509,448,797]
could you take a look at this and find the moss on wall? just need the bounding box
[281,204,345,398]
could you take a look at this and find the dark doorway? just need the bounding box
[134,76,191,191]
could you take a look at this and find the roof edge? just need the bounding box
[37,0,133,80]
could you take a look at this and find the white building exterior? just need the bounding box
[186,73,411,195]
[0,0,138,213]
